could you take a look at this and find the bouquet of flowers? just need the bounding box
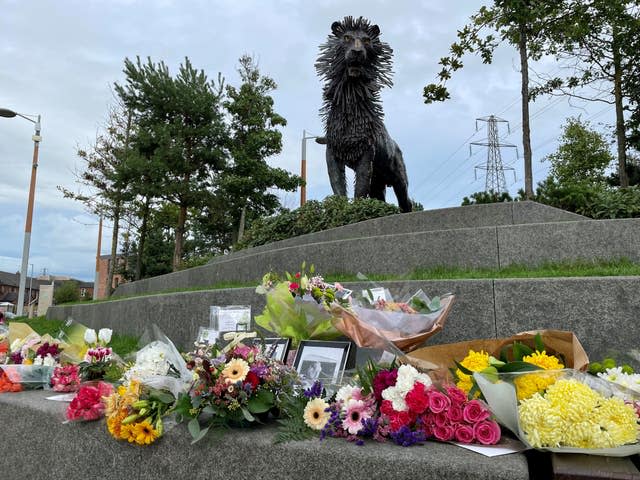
[255,263,346,348]
[331,287,455,353]
[476,369,640,455]
[175,336,300,443]
[282,362,501,447]
[66,381,114,421]
[1,323,64,388]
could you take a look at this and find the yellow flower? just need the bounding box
[518,378,639,448]
[119,423,136,442]
[132,419,159,445]
[514,351,565,400]
[23,358,34,366]
[455,350,490,395]
[303,398,330,430]
[222,358,249,383]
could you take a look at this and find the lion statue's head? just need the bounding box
[316,16,394,88]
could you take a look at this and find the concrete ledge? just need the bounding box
[0,390,529,480]
[494,276,640,364]
[49,277,640,369]
[50,280,495,351]
[211,201,584,264]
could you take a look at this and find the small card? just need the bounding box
[197,326,219,345]
[362,287,387,303]
[210,306,251,332]
[46,393,76,402]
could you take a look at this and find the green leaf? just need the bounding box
[190,426,210,444]
[241,407,255,422]
[454,360,473,376]
[499,361,543,373]
[534,333,545,353]
[188,418,201,439]
[149,390,175,405]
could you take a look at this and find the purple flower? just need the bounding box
[320,404,343,440]
[390,426,426,447]
[304,380,323,398]
[372,369,397,403]
[250,364,269,378]
[10,351,23,364]
[359,416,381,438]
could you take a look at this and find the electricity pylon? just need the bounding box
[470,115,517,194]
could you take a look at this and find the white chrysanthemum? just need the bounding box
[382,365,432,411]
[381,384,407,411]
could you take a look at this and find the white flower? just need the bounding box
[42,354,56,367]
[336,385,358,404]
[84,328,97,345]
[381,365,432,411]
[32,356,43,366]
[98,328,113,345]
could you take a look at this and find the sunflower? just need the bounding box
[303,398,330,430]
[222,358,250,384]
[132,419,159,445]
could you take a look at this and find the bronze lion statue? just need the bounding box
[316,16,411,213]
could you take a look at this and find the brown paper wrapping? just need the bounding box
[404,329,589,380]
[331,294,455,353]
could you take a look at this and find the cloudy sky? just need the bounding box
[0,1,615,281]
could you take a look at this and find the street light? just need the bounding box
[300,130,326,207]
[0,107,42,317]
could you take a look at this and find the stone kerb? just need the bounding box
[0,390,530,480]
[207,200,584,265]
[49,280,495,351]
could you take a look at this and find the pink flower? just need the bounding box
[445,385,467,405]
[433,424,455,441]
[84,346,112,363]
[373,369,398,403]
[434,412,448,427]
[51,365,80,392]
[343,399,372,435]
[474,420,501,445]
[427,389,451,414]
[454,424,475,443]
[446,404,463,423]
[66,382,114,421]
[289,282,300,291]
[405,382,429,415]
[463,400,491,423]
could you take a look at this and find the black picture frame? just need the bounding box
[294,340,351,391]
[252,337,291,363]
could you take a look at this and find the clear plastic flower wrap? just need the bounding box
[331,289,455,353]
[475,369,640,456]
[122,325,192,398]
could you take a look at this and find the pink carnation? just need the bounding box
[388,410,413,432]
[474,420,501,445]
[66,382,113,421]
[405,382,429,415]
[51,365,81,392]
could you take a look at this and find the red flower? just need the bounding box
[379,399,395,416]
[405,382,429,414]
[66,382,113,421]
[295,272,301,278]
[289,282,300,291]
[372,369,397,403]
[388,410,413,432]
[244,371,260,391]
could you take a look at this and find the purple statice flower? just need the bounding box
[359,416,381,438]
[10,351,23,364]
[304,380,323,398]
[250,363,269,378]
[390,426,426,447]
[320,403,344,440]
[210,353,227,367]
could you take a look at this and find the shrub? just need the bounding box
[53,281,80,304]
[237,196,400,249]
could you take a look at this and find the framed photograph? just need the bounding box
[196,326,219,345]
[294,340,351,392]
[252,337,291,363]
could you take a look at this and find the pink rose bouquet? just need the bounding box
[51,364,81,392]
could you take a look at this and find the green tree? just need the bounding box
[461,191,514,205]
[114,57,228,271]
[218,55,302,243]
[423,1,566,199]
[530,0,640,188]
[535,117,614,214]
[54,281,80,305]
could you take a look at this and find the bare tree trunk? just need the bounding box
[172,203,187,271]
[135,196,150,280]
[237,204,247,242]
[613,33,629,188]
[106,199,121,297]
[519,26,534,199]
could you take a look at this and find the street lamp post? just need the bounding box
[300,130,326,207]
[0,108,42,317]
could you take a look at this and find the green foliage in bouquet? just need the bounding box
[255,263,343,348]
